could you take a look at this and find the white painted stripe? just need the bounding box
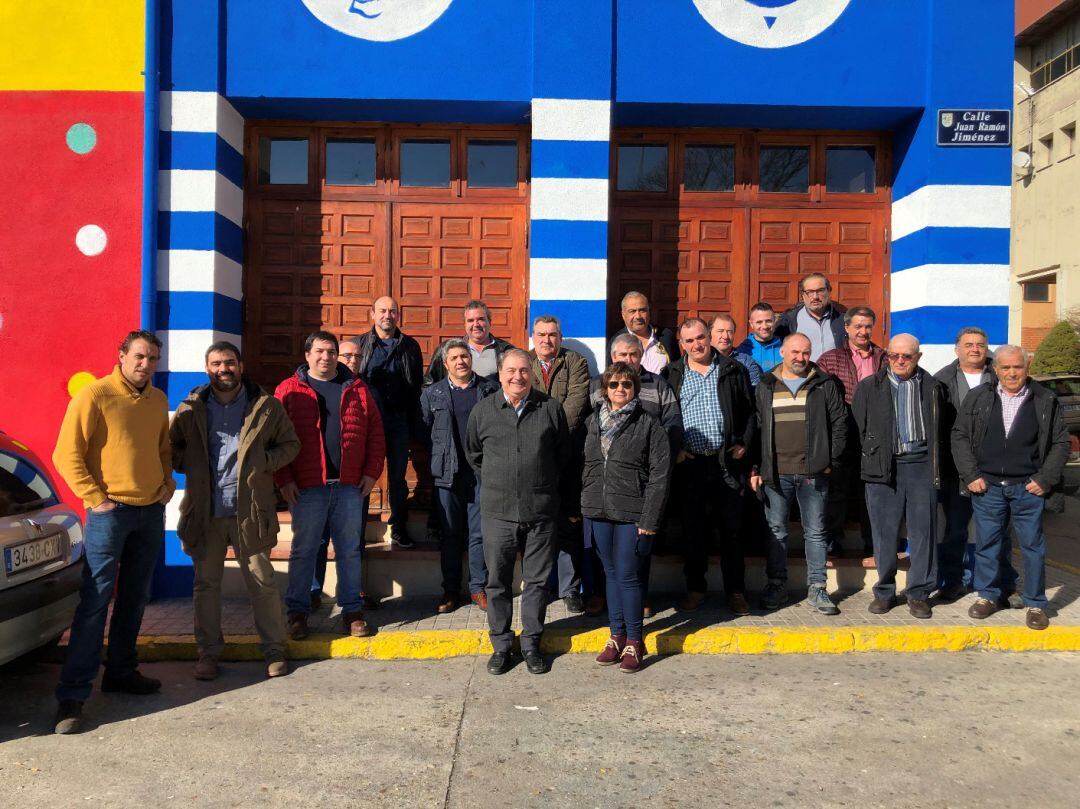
[919,345,960,375]
[890,264,1009,312]
[891,184,1011,241]
[560,337,607,376]
[531,177,609,221]
[529,258,607,300]
[157,330,243,372]
[157,250,243,300]
[159,91,244,153]
[165,494,182,532]
[532,98,611,142]
[158,170,243,226]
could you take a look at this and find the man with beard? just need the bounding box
[170,342,300,680]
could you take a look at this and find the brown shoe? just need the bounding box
[868,596,895,615]
[678,591,706,612]
[470,591,488,611]
[642,600,654,619]
[907,599,932,619]
[266,659,289,678]
[287,612,309,640]
[968,598,998,620]
[585,595,607,616]
[437,592,460,614]
[1026,608,1049,630]
[726,593,750,616]
[310,591,323,611]
[343,611,374,637]
[193,656,219,681]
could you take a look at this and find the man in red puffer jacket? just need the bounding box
[275,331,385,640]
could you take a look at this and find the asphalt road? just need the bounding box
[2,653,1078,808]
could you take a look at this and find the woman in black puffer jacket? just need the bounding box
[581,362,671,672]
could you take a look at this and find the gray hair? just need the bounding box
[497,348,532,370]
[678,317,709,337]
[620,290,649,309]
[993,344,1028,364]
[609,332,642,357]
[954,326,989,346]
[532,314,562,334]
[843,306,876,326]
[463,300,491,320]
[441,338,469,357]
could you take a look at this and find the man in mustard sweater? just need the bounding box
[51,330,175,734]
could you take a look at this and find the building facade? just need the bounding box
[0,0,1013,593]
[1013,0,1080,348]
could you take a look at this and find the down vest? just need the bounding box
[580,405,671,533]
[274,364,386,489]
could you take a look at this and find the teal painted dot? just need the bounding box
[66,123,97,155]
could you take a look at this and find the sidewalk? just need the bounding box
[102,556,1080,660]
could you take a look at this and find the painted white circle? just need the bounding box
[75,224,108,256]
[300,0,454,42]
[692,0,852,49]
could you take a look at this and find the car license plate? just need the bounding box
[1066,403,1080,412]
[4,533,64,575]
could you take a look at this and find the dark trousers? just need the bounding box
[588,519,651,641]
[383,412,411,532]
[826,443,873,551]
[677,454,745,595]
[552,515,584,598]
[972,483,1047,608]
[482,516,557,654]
[436,479,486,594]
[865,459,937,601]
[56,503,164,703]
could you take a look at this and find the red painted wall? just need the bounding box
[0,91,143,506]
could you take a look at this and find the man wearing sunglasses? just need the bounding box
[775,272,848,361]
[852,334,946,619]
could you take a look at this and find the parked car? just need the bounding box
[0,431,84,666]
[1034,373,1080,496]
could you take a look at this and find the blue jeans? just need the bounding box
[588,519,651,641]
[383,412,411,533]
[287,483,364,615]
[312,504,368,595]
[56,503,165,703]
[436,479,486,594]
[971,483,1047,609]
[763,475,829,588]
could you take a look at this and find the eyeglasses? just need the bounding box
[887,352,917,362]
[607,380,635,391]
[802,287,828,297]
[340,353,359,360]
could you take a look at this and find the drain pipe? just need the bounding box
[141,0,161,333]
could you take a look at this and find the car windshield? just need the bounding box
[0,451,59,519]
[1041,377,1080,397]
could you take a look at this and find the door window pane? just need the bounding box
[617,144,668,192]
[826,146,876,193]
[684,145,735,192]
[1023,282,1051,302]
[258,137,309,185]
[326,138,376,186]
[759,146,810,193]
[400,139,451,187]
[467,140,518,188]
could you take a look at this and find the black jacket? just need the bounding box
[950,380,1071,513]
[754,365,848,486]
[851,367,946,488]
[611,325,679,365]
[352,328,424,420]
[588,370,683,454]
[580,405,671,533]
[425,335,516,386]
[465,388,571,522]
[933,359,997,483]
[419,376,499,488]
[775,302,848,350]
[663,349,756,469]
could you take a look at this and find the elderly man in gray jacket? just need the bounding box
[466,348,571,676]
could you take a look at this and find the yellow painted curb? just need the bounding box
[1046,557,1080,577]
[129,625,1080,661]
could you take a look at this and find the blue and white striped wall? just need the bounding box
[528,98,611,373]
[889,183,1011,371]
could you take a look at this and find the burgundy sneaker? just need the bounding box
[619,639,644,673]
[595,634,626,666]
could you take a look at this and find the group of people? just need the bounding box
[47,273,1071,733]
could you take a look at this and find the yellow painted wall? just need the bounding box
[0,0,144,91]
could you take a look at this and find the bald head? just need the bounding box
[886,333,921,380]
[780,333,812,378]
[372,296,400,338]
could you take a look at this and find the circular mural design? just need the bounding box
[300,0,454,42]
[692,0,852,49]
[66,123,97,155]
[75,224,108,256]
[67,372,97,399]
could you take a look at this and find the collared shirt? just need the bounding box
[468,337,499,379]
[796,307,838,360]
[850,345,876,382]
[679,359,725,454]
[539,357,555,386]
[998,382,1032,437]
[503,392,527,419]
[888,369,926,457]
[640,328,671,375]
[206,387,248,518]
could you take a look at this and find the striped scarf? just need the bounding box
[888,369,925,455]
[599,399,638,458]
